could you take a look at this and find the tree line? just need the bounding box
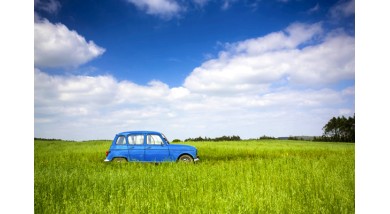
[173,114,355,143]
[182,135,242,142]
[36,114,354,143]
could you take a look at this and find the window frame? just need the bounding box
[146,134,164,145]
[127,134,145,145]
[115,135,127,145]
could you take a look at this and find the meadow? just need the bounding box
[34,139,355,213]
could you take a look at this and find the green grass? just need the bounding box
[34,140,354,213]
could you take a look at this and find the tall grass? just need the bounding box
[35,140,354,213]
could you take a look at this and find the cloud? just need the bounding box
[34,68,186,139]
[34,19,105,68]
[35,68,354,141]
[127,0,181,19]
[342,86,355,96]
[221,0,238,10]
[330,0,355,18]
[34,22,354,141]
[34,0,61,14]
[184,22,354,95]
[307,3,320,14]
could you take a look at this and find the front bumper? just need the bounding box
[104,158,110,162]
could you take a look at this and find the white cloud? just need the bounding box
[34,19,105,68]
[221,0,238,10]
[222,22,323,56]
[35,67,354,141]
[184,23,354,94]
[290,33,355,84]
[127,0,181,19]
[35,68,183,139]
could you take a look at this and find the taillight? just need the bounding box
[105,151,110,157]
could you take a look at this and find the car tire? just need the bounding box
[113,157,127,162]
[178,154,193,163]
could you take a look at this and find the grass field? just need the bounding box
[34,139,355,213]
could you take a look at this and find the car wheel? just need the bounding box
[113,158,127,162]
[178,154,193,163]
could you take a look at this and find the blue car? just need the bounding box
[104,131,199,163]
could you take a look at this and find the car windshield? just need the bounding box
[161,134,169,144]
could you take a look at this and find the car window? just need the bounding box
[128,135,144,145]
[115,136,126,145]
[147,135,163,145]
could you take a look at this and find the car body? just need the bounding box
[104,131,199,163]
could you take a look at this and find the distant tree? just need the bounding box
[322,114,355,142]
[288,136,298,140]
[172,139,181,143]
[259,135,276,140]
[34,138,64,141]
[312,136,330,142]
[184,135,242,142]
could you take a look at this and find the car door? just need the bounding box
[127,134,145,161]
[144,134,171,162]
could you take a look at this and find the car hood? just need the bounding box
[168,144,197,151]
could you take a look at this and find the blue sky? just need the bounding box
[34,0,355,140]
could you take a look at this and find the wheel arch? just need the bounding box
[177,153,194,161]
[112,157,128,162]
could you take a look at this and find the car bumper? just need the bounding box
[194,156,200,162]
[104,158,110,162]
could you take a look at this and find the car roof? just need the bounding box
[117,131,162,135]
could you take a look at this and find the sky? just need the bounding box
[34,0,355,141]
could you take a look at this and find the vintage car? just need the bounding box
[104,131,199,163]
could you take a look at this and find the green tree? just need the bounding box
[322,114,355,142]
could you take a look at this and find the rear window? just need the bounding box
[115,136,126,145]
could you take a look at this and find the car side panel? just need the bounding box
[128,144,145,161]
[167,146,197,160]
[109,145,129,161]
[144,144,172,162]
